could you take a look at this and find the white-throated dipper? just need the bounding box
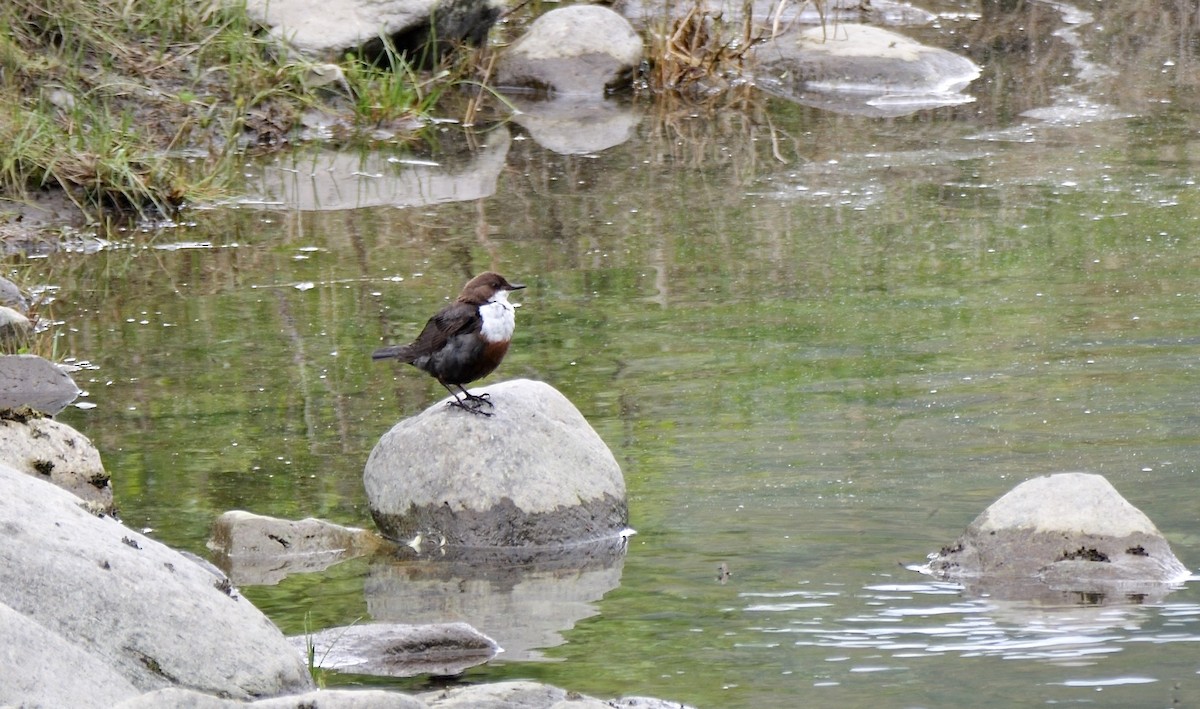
[372,272,525,416]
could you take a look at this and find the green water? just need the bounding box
[13,2,1200,705]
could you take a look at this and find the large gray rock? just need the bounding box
[0,410,112,510]
[364,379,628,548]
[0,354,81,414]
[0,601,140,708]
[291,621,499,677]
[751,24,981,117]
[242,0,500,61]
[208,509,383,585]
[495,5,644,97]
[925,472,1190,593]
[0,464,314,703]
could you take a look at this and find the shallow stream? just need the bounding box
[14,0,1200,706]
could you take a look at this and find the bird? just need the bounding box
[373,272,525,416]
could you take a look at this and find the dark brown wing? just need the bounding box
[372,302,480,362]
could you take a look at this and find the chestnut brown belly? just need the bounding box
[425,336,510,385]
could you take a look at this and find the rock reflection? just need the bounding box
[246,127,511,212]
[510,96,641,155]
[364,539,627,661]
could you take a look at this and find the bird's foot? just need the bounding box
[462,391,493,407]
[448,398,494,416]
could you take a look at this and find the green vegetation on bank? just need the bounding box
[0,0,774,224]
[0,0,481,222]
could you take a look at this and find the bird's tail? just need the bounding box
[372,344,414,362]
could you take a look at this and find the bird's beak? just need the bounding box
[509,283,526,291]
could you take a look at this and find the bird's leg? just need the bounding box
[455,384,493,407]
[440,382,493,416]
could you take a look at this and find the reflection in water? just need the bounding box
[364,543,626,662]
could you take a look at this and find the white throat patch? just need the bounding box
[479,289,517,343]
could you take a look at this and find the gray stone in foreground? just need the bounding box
[0,601,140,708]
[0,354,81,414]
[115,687,425,708]
[495,5,644,97]
[0,411,112,509]
[751,24,981,117]
[289,621,499,677]
[116,682,692,708]
[208,509,384,585]
[925,472,1190,593]
[364,379,628,548]
[0,464,313,701]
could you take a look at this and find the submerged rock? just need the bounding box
[495,5,644,97]
[925,472,1190,596]
[291,621,499,677]
[0,408,112,510]
[751,24,981,117]
[364,379,628,549]
[0,354,81,414]
[0,464,313,704]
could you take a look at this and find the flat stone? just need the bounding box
[0,354,80,414]
[290,621,499,677]
[364,379,628,548]
[751,24,981,117]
